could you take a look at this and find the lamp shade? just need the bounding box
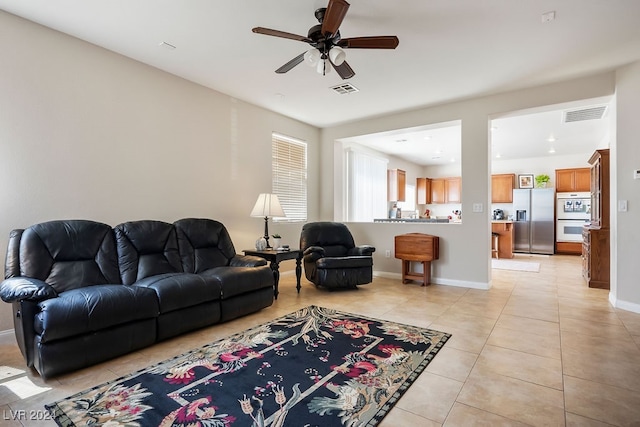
[304,49,321,66]
[250,193,285,218]
[316,59,331,75]
[329,47,346,66]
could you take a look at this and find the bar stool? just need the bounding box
[491,233,500,259]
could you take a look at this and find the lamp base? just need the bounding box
[263,216,271,249]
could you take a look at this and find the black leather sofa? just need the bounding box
[0,218,274,379]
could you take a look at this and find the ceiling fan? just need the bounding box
[252,0,399,79]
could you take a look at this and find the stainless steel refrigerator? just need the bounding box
[513,188,555,254]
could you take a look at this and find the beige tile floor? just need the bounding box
[1,254,640,426]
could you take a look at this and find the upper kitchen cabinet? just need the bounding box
[491,174,515,203]
[416,177,431,204]
[388,169,406,202]
[431,177,461,204]
[555,168,591,192]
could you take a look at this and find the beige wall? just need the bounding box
[612,61,640,310]
[2,10,640,332]
[322,73,625,293]
[0,11,320,330]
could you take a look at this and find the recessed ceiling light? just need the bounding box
[547,136,556,142]
[495,153,502,159]
[541,11,556,23]
[548,148,556,153]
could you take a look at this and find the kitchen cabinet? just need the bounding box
[491,221,514,259]
[416,177,431,204]
[491,174,515,203]
[555,168,590,192]
[431,177,461,204]
[387,169,406,202]
[582,149,609,289]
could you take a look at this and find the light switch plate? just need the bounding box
[618,200,628,212]
[472,203,483,213]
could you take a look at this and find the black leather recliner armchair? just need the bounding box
[299,222,375,289]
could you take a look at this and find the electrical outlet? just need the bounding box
[385,250,391,258]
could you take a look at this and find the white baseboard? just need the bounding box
[0,329,15,338]
[609,293,640,314]
[373,271,490,290]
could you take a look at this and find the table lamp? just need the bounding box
[250,193,285,248]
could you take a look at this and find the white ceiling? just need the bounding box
[1,0,638,162]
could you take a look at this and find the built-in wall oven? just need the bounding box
[556,192,590,242]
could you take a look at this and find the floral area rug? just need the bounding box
[46,305,450,426]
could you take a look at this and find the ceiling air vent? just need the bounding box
[563,105,607,123]
[330,83,359,95]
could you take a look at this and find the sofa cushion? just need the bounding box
[132,272,221,313]
[174,218,237,273]
[35,284,158,343]
[201,266,273,299]
[18,220,120,293]
[115,220,183,285]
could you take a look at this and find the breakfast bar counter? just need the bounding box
[491,221,514,259]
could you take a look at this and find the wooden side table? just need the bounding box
[394,233,440,286]
[243,249,302,298]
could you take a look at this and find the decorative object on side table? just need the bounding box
[535,174,550,188]
[255,237,267,250]
[250,193,285,248]
[518,174,534,189]
[271,233,282,249]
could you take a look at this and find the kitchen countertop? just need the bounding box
[374,218,451,223]
[491,220,514,223]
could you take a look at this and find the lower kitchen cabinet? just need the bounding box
[582,226,610,289]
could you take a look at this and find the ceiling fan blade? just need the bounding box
[321,0,350,37]
[331,60,355,80]
[252,27,311,43]
[275,52,306,74]
[338,36,399,49]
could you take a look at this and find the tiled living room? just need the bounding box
[2,255,640,425]
[2,1,640,426]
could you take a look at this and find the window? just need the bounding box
[345,148,388,221]
[272,133,307,222]
[397,183,416,215]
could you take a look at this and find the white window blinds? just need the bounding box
[272,133,307,222]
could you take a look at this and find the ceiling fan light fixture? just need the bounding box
[304,49,321,66]
[316,59,331,75]
[329,47,346,65]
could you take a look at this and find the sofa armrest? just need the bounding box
[303,246,326,263]
[0,277,58,303]
[230,255,268,267]
[348,245,376,256]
